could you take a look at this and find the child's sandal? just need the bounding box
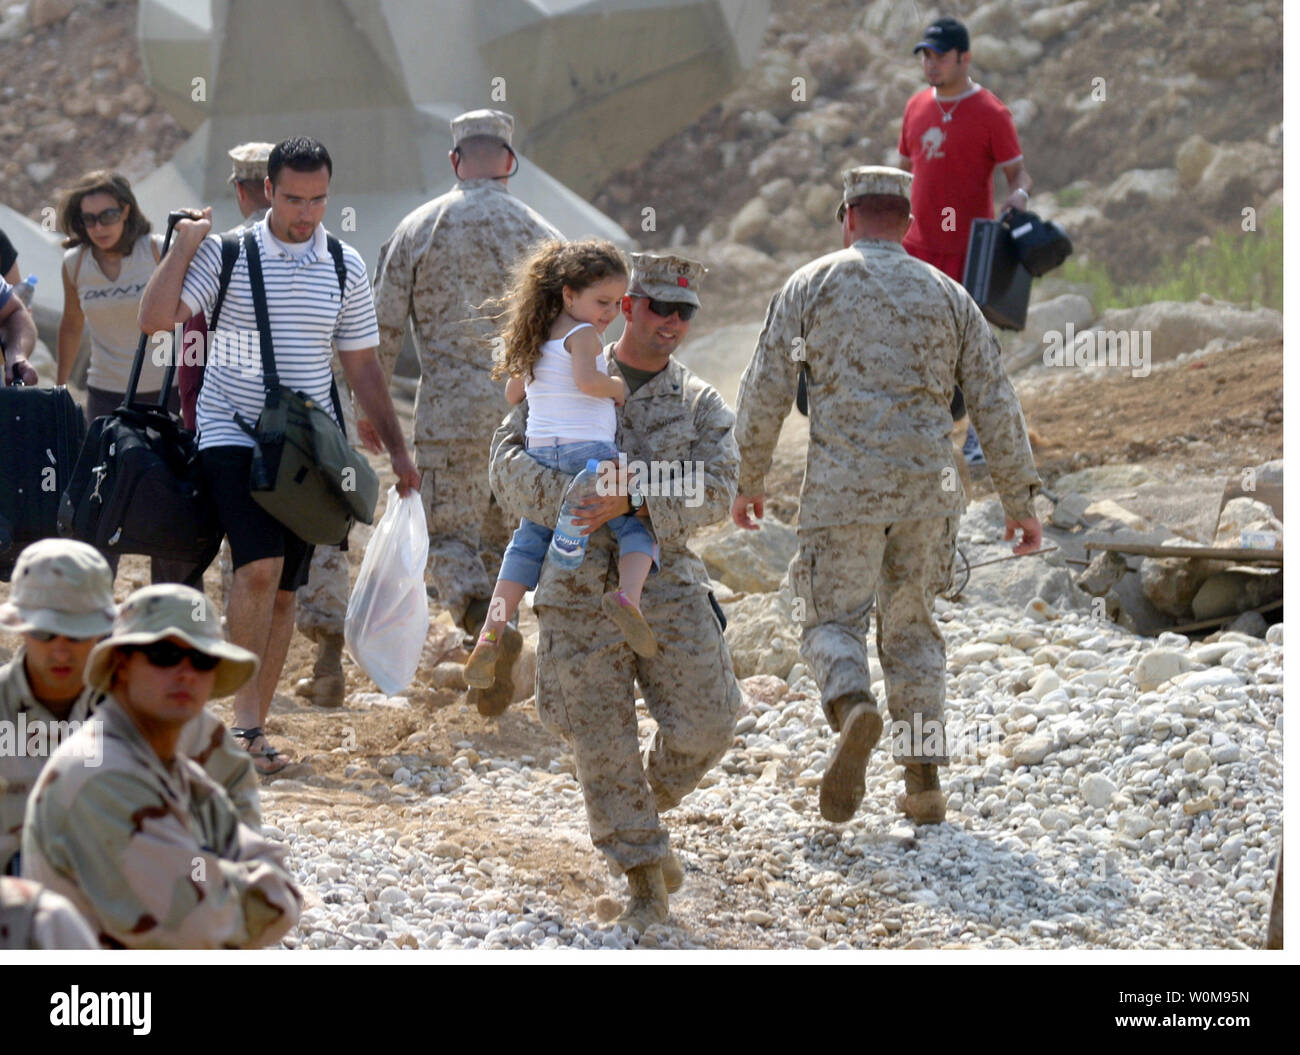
[464,630,501,688]
[602,590,658,658]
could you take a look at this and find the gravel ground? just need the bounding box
[261,601,1282,952]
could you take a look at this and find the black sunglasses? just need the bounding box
[633,295,697,322]
[80,206,124,229]
[27,630,96,643]
[123,641,221,672]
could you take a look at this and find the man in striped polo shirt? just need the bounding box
[140,137,420,774]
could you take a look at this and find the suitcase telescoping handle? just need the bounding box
[123,210,187,411]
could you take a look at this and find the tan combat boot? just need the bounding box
[616,863,669,934]
[294,631,345,708]
[819,694,883,823]
[466,624,522,717]
[897,763,946,825]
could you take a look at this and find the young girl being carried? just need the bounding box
[465,239,659,688]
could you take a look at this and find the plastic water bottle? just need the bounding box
[12,274,36,306]
[547,458,604,571]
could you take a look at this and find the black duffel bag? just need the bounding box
[1003,206,1073,278]
[58,213,223,573]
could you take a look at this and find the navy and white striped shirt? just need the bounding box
[180,218,378,450]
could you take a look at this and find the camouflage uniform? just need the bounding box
[0,652,260,875]
[21,696,299,949]
[0,876,97,949]
[490,347,743,874]
[373,111,561,624]
[0,540,258,874]
[735,166,1040,763]
[294,373,355,641]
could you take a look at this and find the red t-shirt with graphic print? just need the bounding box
[898,84,1022,260]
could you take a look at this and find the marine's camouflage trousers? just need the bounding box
[788,516,959,765]
[535,590,742,873]
[417,438,510,624]
[217,542,349,640]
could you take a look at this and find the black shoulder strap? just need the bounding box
[324,234,348,431]
[208,232,242,333]
[242,229,279,402]
[326,234,347,298]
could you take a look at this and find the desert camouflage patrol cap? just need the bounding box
[628,252,707,309]
[451,109,515,148]
[85,584,259,698]
[0,540,115,639]
[836,165,913,221]
[228,142,274,184]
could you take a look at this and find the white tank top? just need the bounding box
[64,234,168,394]
[524,322,617,444]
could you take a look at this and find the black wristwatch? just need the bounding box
[628,486,645,512]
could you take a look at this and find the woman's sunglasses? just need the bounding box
[633,295,697,322]
[121,641,221,672]
[80,206,124,229]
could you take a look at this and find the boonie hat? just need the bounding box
[628,252,707,309]
[836,165,913,221]
[227,141,274,184]
[84,584,259,698]
[0,540,116,639]
[913,16,970,54]
[451,109,515,148]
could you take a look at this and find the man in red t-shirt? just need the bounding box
[898,17,1033,469]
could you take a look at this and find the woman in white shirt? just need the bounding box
[55,171,193,585]
[55,170,174,424]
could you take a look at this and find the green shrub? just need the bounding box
[1059,208,1282,312]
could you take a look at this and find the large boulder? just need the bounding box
[1214,497,1282,548]
[697,517,799,594]
[725,52,820,121]
[1194,142,1282,210]
[1024,1,1092,42]
[723,590,802,680]
[1192,570,1283,621]
[1139,538,1228,620]
[970,34,1043,73]
[1085,301,1282,365]
[1175,134,1218,189]
[729,196,773,249]
[959,498,1088,613]
[1007,293,1096,370]
[1054,464,1157,494]
[1101,168,1181,218]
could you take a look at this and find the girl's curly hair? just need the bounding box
[491,238,628,382]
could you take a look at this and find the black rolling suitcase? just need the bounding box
[0,384,87,580]
[58,213,222,575]
[963,216,1032,331]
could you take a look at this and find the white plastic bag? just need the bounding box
[344,487,429,696]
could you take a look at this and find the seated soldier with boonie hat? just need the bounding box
[0,541,260,877]
[21,584,300,949]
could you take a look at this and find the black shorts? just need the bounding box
[200,446,315,591]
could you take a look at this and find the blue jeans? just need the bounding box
[498,440,659,588]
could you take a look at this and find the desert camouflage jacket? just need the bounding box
[20,696,298,949]
[0,651,259,875]
[735,238,1041,527]
[372,179,561,445]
